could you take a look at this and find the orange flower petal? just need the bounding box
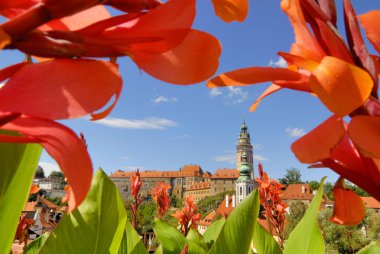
[249,84,282,112]
[278,52,319,71]
[359,11,380,56]
[291,115,345,163]
[0,59,122,120]
[348,116,380,159]
[330,178,365,225]
[211,0,248,22]
[133,30,221,85]
[281,0,325,62]
[0,26,11,49]
[208,67,308,90]
[309,56,373,117]
[29,185,39,194]
[1,117,92,212]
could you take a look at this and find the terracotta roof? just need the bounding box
[198,211,216,226]
[181,165,202,177]
[211,169,239,179]
[361,197,380,209]
[202,171,212,178]
[24,202,36,212]
[281,184,314,200]
[216,196,235,217]
[37,196,59,209]
[188,181,211,191]
[110,170,181,178]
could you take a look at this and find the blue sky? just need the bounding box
[1,1,377,182]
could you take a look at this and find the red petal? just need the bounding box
[359,11,380,58]
[0,59,122,120]
[211,0,249,22]
[309,56,373,117]
[1,117,92,212]
[208,67,309,91]
[291,115,345,163]
[330,178,365,225]
[0,62,28,82]
[249,84,282,112]
[29,184,39,194]
[134,30,221,85]
[281,0,325,62]
[348,116,380,159]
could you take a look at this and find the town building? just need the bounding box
[33,175,65,198]
[184,181,211,203]
[361,197,380,213]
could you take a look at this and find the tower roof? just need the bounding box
[238,152,251,181]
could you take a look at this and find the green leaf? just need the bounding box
[24,233,49,254]
[153,218,206,254]
[0,142,42,254]
[118,219,148,254]
[283,178,326,254]
[187,229,208,251]
[203,218,225,249]
[208,189,260,254]
[35,169,127,253]
[252,222,282,254]
[356,242,380,254]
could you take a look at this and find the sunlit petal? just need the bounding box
[359,11,380,56]
[291,115,345,163]
[309,56,373,116]
[211,0,248,22]
[249,84,282,112]
[0,59,122,120]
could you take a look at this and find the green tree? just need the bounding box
[35,165,45,179]
[49,170,64,178]
[318,208,371,254]
[323,182,334,200]
[307,180,320,192]
[197,190,235,216]
[284,200,308,239]
[347,183,370,197]
[169,194,182,208]
[278,168,303,186]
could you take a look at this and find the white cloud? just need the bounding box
[268,57,287,68]
[94,117,178,130]
[151,95,178,104]
[252,144,262,150]
[253,154,268,161]
[286,127,306,137]
[209,88,222,97]
[226,87,249,104]
[123,166,146,171]
[213,154,236,164]
[38,161,61,177]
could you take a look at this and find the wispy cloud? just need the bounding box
[38,161,61,177]
[95,117,178,130]
[213,154,236,164]
[252,143,263,150]
[253,154,268,161]
[286,127,306,137]
[123,166,146,171]
[209,88,222,97]
[226,87,248,104]
[268,57,287,68]
[151,95,178,104]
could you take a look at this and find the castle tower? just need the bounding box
[236,121,254,179]
[236,152,255,205]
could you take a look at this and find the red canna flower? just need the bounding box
[29,184,39,195]
[211,0,249,22]
[130,170,143,229]
[208,0,380,225]
[172,195,201,236]
[153,181,171,217]
[255,164,286,247]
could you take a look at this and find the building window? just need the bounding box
[240,186,243,196]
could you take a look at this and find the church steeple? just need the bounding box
[236,151,255,205]
[236,120,254,179]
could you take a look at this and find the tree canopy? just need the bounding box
[35,165,45,179]
[278,168,303,186]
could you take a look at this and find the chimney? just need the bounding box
[232,195,236,208]
[226,194,229,208]
[302,186,305,193]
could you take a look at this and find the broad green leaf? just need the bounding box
[252,222,282,254]
[283,178,326,254]
[203,218,225,249]
[356,242,380,254]
[23,233,49,254]
[34,169,127,253]
[0,142,42,254]
[208,189,260,254]
[118,219,148,254]
[153,219,206,254]
[187,229,208,251]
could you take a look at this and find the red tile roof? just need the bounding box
[181,165,202,177]
[198,211,216,226]
[281,184,314,200]
[361,197,380,209]
[24,202,36,212]
[211,169,238,179]
[216,196,235,217]
[188,181,211,191]
[37,196,59,209]
[110,169,181,178]
[202,171,212,178]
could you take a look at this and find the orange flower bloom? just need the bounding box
[172,195,201,236]
[153,181,171,217]
[208,0,380,225]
